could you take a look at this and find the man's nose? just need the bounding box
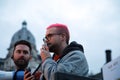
[20,52,25,56]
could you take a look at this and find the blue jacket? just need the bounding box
[40,41,89,80]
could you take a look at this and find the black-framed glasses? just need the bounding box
[43,33,61,41]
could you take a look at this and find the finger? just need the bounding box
[40,48,44,53]
[45,46,49,51]
[24,70,28,74]
[28,75,34,80]
[24,71,31,78]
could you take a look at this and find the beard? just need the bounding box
[49,45,55,52]
[48,43,58,52]
[13,58,29,70]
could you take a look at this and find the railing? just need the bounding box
[54,72,100,80]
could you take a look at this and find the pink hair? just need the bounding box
[47,23,70,44]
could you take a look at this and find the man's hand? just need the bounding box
[40,44,51,62]
[24,70,35,80]
[34,71,41,80]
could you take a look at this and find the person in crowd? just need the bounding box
[12,40,39,80]
[25,23,89,80]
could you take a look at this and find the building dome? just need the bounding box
[9,21,36,49]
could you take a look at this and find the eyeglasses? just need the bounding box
[43,33,61,41]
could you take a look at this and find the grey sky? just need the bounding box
[0,0,120,74]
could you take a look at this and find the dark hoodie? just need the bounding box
[60,41,84,59]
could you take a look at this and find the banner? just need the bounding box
[102,56,120,80]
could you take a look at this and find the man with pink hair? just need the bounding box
[40,23,89,80]
[24,23,89,80]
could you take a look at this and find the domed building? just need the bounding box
[2,21,41,71]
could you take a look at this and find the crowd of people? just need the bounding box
[12,23,89,80]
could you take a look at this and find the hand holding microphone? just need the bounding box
[40,38,51,62]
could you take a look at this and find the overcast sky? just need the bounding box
[0,0,120,74]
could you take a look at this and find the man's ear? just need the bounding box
[61,33,66,40]
[29,55,32,60]
[11,55,14,59]
[11,49,14,59]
